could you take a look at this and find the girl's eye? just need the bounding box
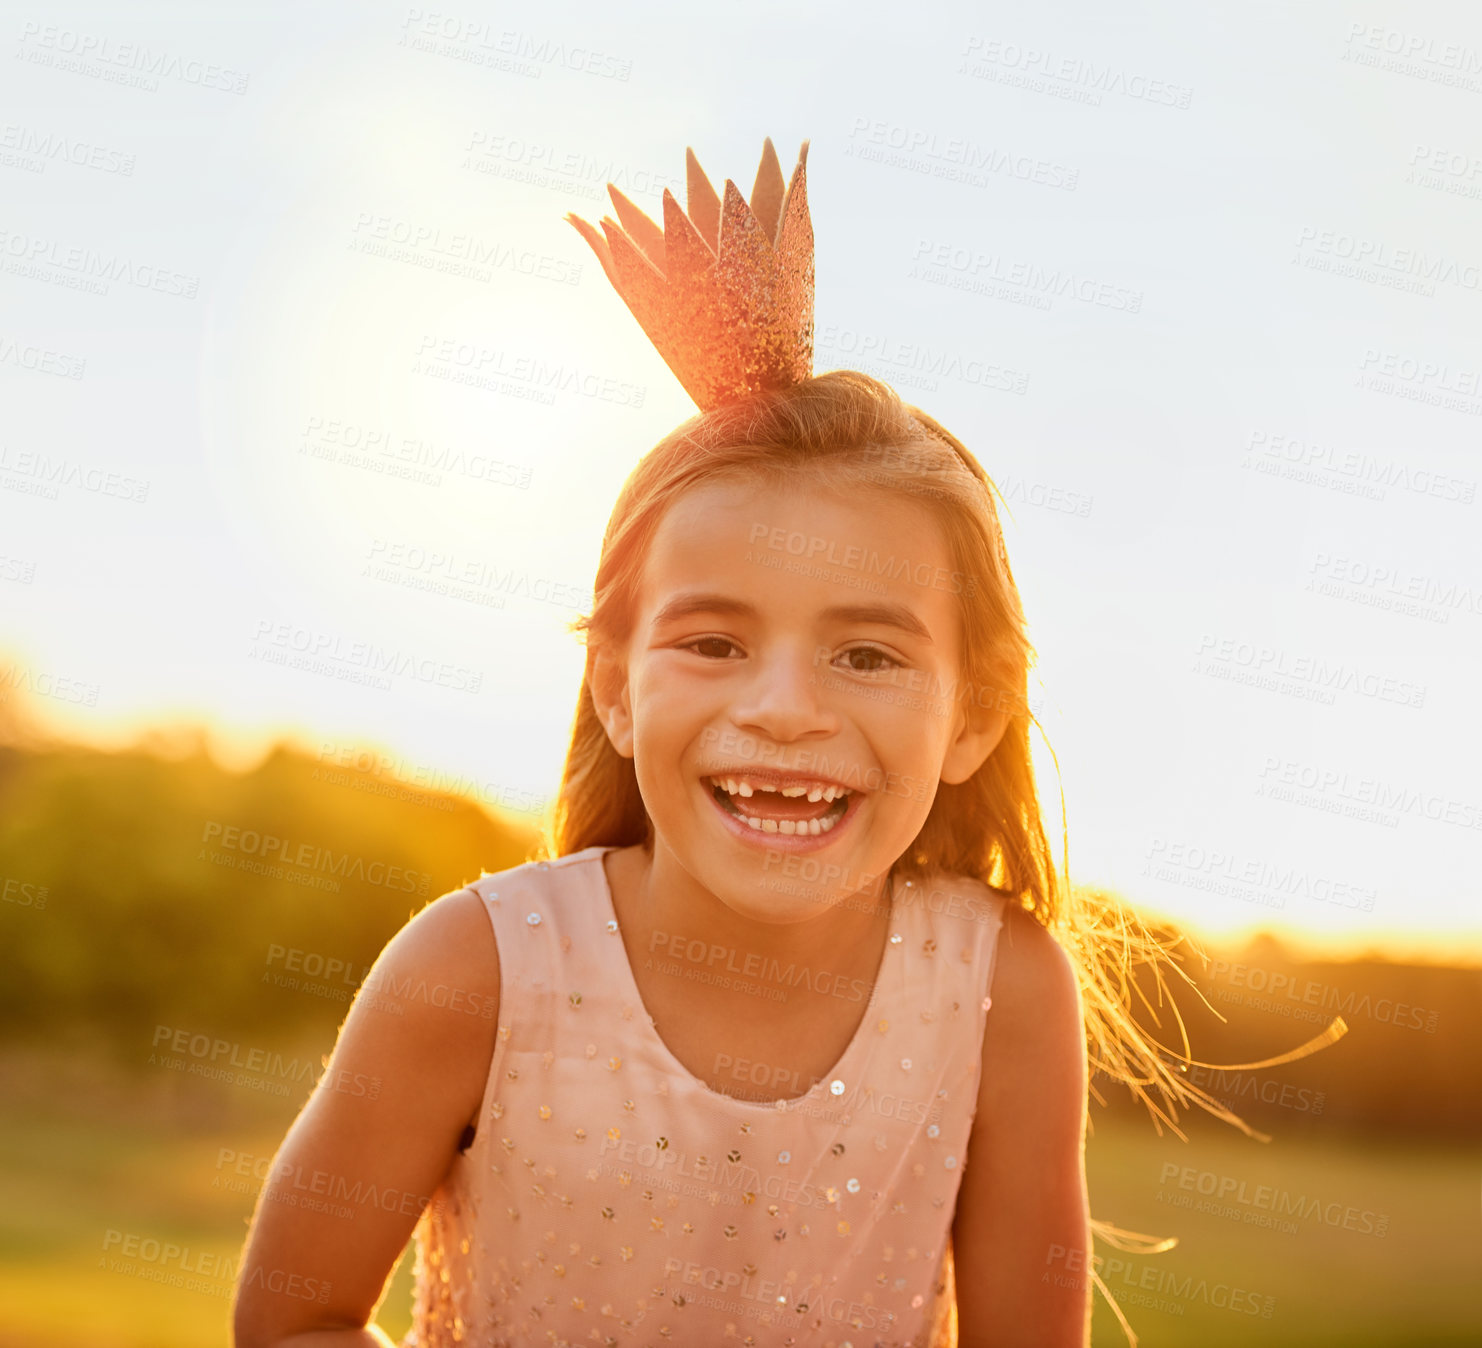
[685,636,738,659]
[838,645,901,674]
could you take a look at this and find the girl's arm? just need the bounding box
[951,904,1092,1348]
[232,888,502,1348]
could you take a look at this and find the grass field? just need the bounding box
[1,1053,1476,1347]
[0,1049,418,1348]
[1083,1111,1480,1346]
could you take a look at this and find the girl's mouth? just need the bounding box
[705,774,853,837]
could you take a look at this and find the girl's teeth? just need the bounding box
[710,776,852,801]
[786,819,818,835]
[734,804,843,836]
[707,776,852,835]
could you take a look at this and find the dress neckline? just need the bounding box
[589,845,899,1113]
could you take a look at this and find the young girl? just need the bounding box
[232,140,1323,1348]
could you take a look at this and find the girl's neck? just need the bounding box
[604,841,894,975]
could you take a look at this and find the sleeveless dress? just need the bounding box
[400,845,1009,1348]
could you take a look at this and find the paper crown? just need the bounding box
[565,138,814,411]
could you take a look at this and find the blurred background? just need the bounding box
[2,1,1479,1344]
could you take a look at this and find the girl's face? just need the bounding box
[593,474,1005,921]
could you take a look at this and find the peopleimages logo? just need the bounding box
[748,520,977,596]
[1156,1162,1389,1237]
[396,9,633,81]
[200,821,433,895]
[1245,428,1475,506]
[815,323,1029,394]
[845,117,1079,192]
[247,618,484,695]
[0,227,200,298]
[16,22,250,93]
[148,1025,382,1100]
[0,444,149,503]
[1208,957,1438,1034]
[958,36,1195,109]
[647,928,871,1003]
[1194,633,1427,709]
[0,333,86,379]
[1044,1245,1274,1318]
[0,121,136,175]
[1144,836,1378,912]
[1257,755,1482,831]
[1292,224,1481,297]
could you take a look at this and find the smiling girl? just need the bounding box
[232,140,1319,1348]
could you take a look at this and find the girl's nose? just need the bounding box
[728,645,839,743]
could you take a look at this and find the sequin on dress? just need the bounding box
[400,845,1008,1348]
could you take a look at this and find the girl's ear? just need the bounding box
[939,705,1010,786]
[589,645,636,759]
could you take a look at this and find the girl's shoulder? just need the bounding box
[977,897,1082,1056]
[910,868,1073,1002]
[899,867,1016,928]
[448,848,608,928]
[958,883,1084,1130]
[366,881,502,1016]
[386,849,602,986]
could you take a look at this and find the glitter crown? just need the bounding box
[565,138,814,411]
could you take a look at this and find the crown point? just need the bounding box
[751,140,787,243]
[685,148,723,252]
[660,187,717,280]
[606,185,666,271]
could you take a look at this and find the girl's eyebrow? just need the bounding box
[649,591,934,644]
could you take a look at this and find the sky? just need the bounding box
[3,1,1480,960]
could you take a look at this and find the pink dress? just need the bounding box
[400,845,1008,1347]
